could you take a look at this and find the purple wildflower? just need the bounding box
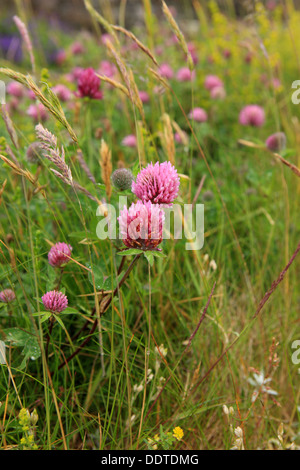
[158,63,174,79]
[27,103,48,123]
[210,86,226,100]
[75,68,103,100]
[139,91,150,103]
[239,105,265,127]
[71,41,85,55]
[54,49,67,66]
[118,200,165,251]
[52,84,72,102]
[265,132,286,152]
[204,75,223,91]
[174,131,188,145]
[71,66,84,81]
[122,135,137,148]
[132,161,180,206]
[41,290,68,313]
[48,242,72,267]
[176,67,195,82]
[0,289,16,303]
[188,107,208,123]
[98,60,117,79]
[7,81,24,98]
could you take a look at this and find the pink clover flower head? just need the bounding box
[71,41,85,55]
[122,134,137,148]
[210,86,226,100]
[98,60,117,79]
[239,105,265,127]
[55,49,67,66]
[204,75,223,91]
[7,81,24,98]
[132,161,180,206]
[139,90,150,103]
[71,66,84,81]
[48,242,73,267]
[174,131,188,145]
[176,67,195,82]
[265,132,286,152]
[75,68,103,100]
[118,200,165,251]
[52,84,72,102]
[158,63,174,80]
[27,103,48,122]
[0,289,16,303]
[42,290,68,313]
[188,107,208,123]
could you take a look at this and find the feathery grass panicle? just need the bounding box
[0,179,7,205]
[13,15,36,75]
[96,73,131,98]
[35,124,101,203]
[100,139,112,199]
[83,0,119,45]
[1,105,19,149]
[148,67,169,90]
[35,123,57,149]
[4,143,20,166]
[104,40,145,120]
[161,1,194,70]
[0,153,46,198]
[127,68,145,120]
[161,113,175,165]
[35,123,73,185]
[76,149,96,185]
[136,121,147,165]
[0,68,78,143]
[105,40,134,101]
[112,25,159,66]
[143,0,156,51]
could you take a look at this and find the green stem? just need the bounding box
[45,316,55,362]
[55,254,142,373]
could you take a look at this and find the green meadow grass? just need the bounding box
[0,0,299,450]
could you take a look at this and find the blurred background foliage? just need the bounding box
[1,1,299,30]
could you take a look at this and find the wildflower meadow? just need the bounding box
[0,0,299,452]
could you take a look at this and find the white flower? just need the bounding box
[209,259,217,271]
[247,371,278,402]
[231,426,244,450]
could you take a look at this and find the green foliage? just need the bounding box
[2,328,41,369]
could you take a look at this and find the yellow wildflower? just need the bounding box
[173,426,184,441]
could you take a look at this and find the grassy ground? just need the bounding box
[0,0,299,450]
